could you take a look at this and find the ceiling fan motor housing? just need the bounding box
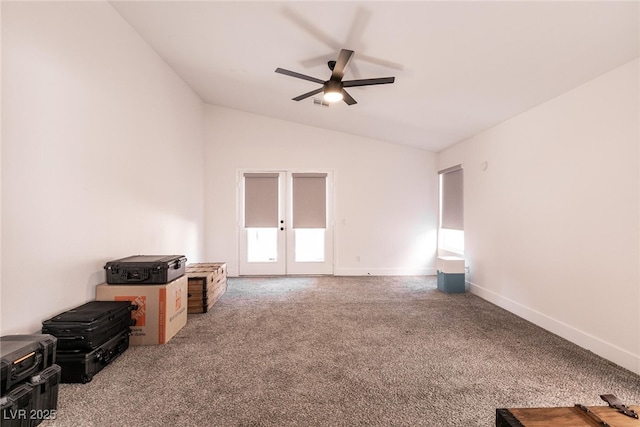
[324,79,342,93]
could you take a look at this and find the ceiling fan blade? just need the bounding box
[300,54,362,79]
[342,77,395,87]
[292,87,324,101]
[275,68,325,85]
[356,54,405,71]
[281,7,341,51]
[331,49,354,81]
[342,89,357,105]
[345,7,372,49]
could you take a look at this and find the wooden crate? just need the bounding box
[496,405,640,426]
[186,263,225,276]
[186,262,227,314]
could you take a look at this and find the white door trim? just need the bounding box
[237,169,334,276]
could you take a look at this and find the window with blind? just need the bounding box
[292,173,327,262]
[243,173,280,263]
[292,173,327,229]
[438,165,464,253]
[243,173,279,228]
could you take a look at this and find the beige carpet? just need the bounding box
[42,276,640,426]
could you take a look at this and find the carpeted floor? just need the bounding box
[42,276,640,426]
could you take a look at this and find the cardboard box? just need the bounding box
[95,275,188,345]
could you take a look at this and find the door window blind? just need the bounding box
[439,165,463,230]
[292,173,327,228]
[244,173,279,227]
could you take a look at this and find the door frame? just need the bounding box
[237,170,286,275]
[285,171,334,275]
[237,169,334,276]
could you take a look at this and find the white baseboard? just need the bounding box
[334,267,437,276]
[230,268,437,277]
[468,281,640,375]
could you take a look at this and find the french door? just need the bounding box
[238,171,334,275]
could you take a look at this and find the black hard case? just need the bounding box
[41,301,135,351]
[27,364,61,425]
[56,330,129,384]
[0,335,57,395]
[0,383,33,427]
[104,255,187,284]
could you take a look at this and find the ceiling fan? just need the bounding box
[275,49,395,105]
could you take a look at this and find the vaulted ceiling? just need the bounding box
[110,1,639,152]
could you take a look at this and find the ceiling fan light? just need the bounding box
[323,90,343,103]
[323,80,343,103]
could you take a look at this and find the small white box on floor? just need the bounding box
[436,256,465,293]
[436,256,465,274]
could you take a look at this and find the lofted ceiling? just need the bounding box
[110,1,639,152]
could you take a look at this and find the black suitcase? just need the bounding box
[56,330,129,384]
[0,335,56,395]
[41,301,135,351]
[104,255,187,284]
[27,364,61,425]
[0,383,33,427]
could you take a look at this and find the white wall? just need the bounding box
[204,105,438,277]
[438,59,640,374]
[0,2,4,333]
[1,2,205,334]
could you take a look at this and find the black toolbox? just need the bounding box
[1,335,57,395]
[0,383,33,427]
[104,255,187,284]
[27,364,61,424]
[56,330,130,384]
[41,301,135,351]
[0,364,60,427]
